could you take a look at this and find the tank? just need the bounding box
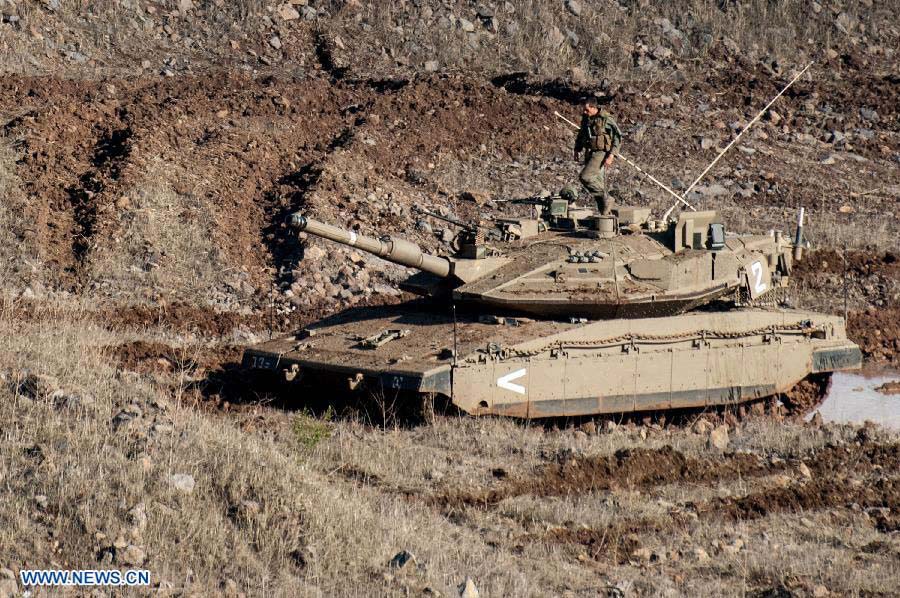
[243,201,861,418]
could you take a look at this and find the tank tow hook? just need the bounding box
[283,363,301,382]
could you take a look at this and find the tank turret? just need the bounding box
[291,206,801,319]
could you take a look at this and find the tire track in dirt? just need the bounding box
[435,446,779,509]
[525,443,900,564]
[435,442,900,510]
[692,442,900,522]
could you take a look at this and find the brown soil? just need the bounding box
[0,72,555,295]
[105,340,243,374]
[707,476,900,523]
[440,441,900,512]
[875,381,900,396]
[781,374,831,414]
[438,446,780,508]
[693,442,900,521]
[795,250,900,280]
[848,307,900,364]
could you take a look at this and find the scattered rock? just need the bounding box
[120,544,146,566]
[875,381,900,395]
[651,45,672,60]
[269,36,282,50]
[722,538,744,555]
[49,388,96,410]
[459,577,479,598]
[835,12,853,34]
[722,37,740,55]
[693,419,714,434]
[631,123,647,142]
[631,547,653,562]
[692,183,729,199]
[798,462,813,480]
[708,425,729,450]
[564,0,582,17]
[859,107,879,122]
[167,473,196,494]
[0,578,17,598]
[304,245,327,261]
[389,550,416,568]
[128,503,148,531]
[16,372,60,399]
[424,60,439,72]
[459,18,475,33]
[460,189,490,204]
[278,4,300,20]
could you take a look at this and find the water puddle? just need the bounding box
[811,370,900,430]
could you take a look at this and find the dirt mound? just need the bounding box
[693,442,900,521]
[796,250,900,280]
[781,374,831,415]
[105,340,242,374]
[439,446,775,508]
[848,307,900,364]
[707,476,900,522]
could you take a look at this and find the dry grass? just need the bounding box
[0,297,898,596]
[0,299,308,595]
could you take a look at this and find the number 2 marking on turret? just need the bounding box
[750,261,767,294]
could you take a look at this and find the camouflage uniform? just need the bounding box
[575,111,622,215]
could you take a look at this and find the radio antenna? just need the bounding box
[662,61,814,220]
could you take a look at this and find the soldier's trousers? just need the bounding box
[579,151,612,215]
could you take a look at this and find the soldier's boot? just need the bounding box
[597,177,614,215]
[596,193,613,215]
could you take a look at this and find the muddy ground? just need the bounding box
[0,0,898,596]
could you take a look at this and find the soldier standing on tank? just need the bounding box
[574,99,622,215]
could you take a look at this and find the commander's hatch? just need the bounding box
[672,210,725,253]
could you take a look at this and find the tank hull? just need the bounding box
[243,306,861,418]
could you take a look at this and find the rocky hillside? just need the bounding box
[0,0,897,341]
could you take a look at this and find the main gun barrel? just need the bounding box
[291,213,452,278]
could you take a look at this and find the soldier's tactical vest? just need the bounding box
[591,114,614,152]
